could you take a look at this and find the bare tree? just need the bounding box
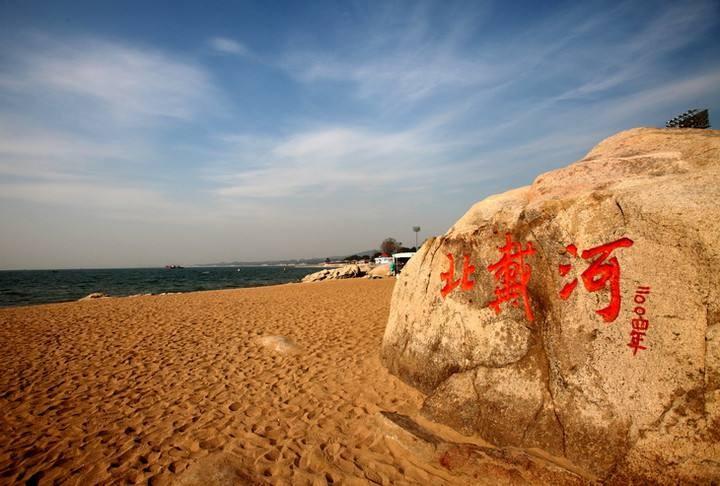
[380,238,400,255]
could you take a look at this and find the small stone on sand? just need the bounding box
[256,335,302,355]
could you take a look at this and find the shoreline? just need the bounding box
[0,266,332,309]
[0,274,393,311]
[0,281,302,311]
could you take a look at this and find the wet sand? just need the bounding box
[0,279,444,485]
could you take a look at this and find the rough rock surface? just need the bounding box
[375,411,588,484]
[369,264,391,278]
[301,264,367,282]
[381,128,720,482]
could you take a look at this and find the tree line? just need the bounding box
[337,238,417,262]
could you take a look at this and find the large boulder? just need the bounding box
[381,128,720,482]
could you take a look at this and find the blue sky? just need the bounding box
[0,0,719,269]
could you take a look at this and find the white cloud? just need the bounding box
[209,37,251,56]
[0,37,228,226]
[208,126,465,199]
[0,37,219,123]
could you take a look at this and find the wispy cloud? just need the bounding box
[280,0,718,117]
[280,8,497,105]
[209,36,251,57]
[207,125,473,199]
[0,37,220,123]
[0,36,228,226]
[284,49,496,104]
[209,0,720,205]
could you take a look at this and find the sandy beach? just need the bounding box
[1,0,717,482]
[0,279,492,485]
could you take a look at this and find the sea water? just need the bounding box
[0,266,323,307]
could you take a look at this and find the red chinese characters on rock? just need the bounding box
[487,233,536,322]
[440,253,476,298]
[558,237,634,323]
[628,286,651,355]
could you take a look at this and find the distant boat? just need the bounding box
[164,265,184,269]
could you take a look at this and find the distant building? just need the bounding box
[374,254,393,265]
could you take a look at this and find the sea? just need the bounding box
[0,266,324,308]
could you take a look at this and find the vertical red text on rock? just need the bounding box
[440,253,476,298]
[487,233,535,322]
[558,237,634,323]
[628,286,651,355]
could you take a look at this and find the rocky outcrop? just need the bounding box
[368,264,391,278]
[381,128,720,482]
[301,264,367,282]
[79,292,107,301]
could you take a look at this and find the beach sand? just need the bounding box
[0,279,583,485]
[0,280,441,485]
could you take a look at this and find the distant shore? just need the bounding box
[192,263,335,268]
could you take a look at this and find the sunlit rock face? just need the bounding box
[382,128,720,482]
[301,264,367,282]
